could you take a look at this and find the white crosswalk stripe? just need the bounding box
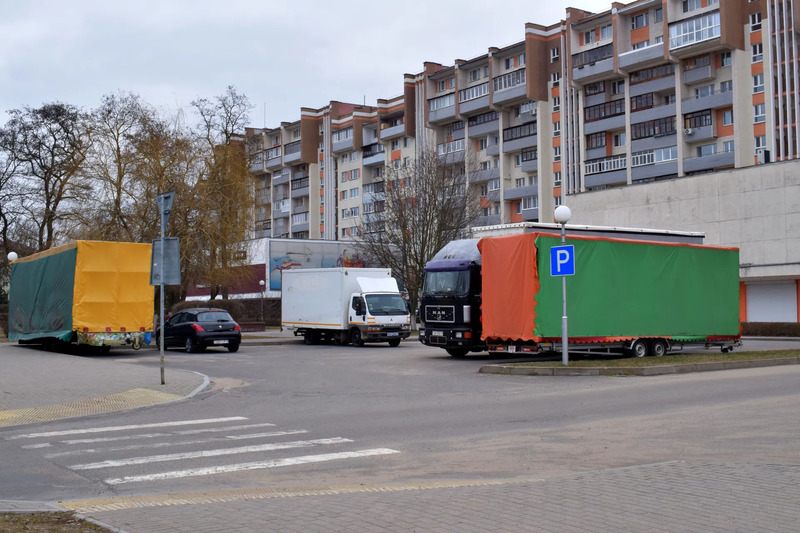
[6,416,400,485]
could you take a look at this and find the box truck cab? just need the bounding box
[282,268,411,347]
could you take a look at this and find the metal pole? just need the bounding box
[561,222,569,366]
[160,223,166,385]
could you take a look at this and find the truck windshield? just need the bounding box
[365,294,408,316]
[422,270,469,297]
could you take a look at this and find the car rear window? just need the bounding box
[197,311,235,322]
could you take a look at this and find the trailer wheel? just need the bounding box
[446,348,469,358]
[351,329,364,347]
[650,339,668,357]
[630,339,648,358]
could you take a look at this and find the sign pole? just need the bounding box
[553,205,573,367]
[560,223,569,367]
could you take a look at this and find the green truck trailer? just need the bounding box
[8,241,155,351]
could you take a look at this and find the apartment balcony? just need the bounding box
[273,220,289,235]
[273,209,290,220]
[503,184,537,200]
[632,160,678,182]
[485,190,501,204]
[266,154,282,170]
[467,118,499,138]
[254,229,272,239]
[291,212,310,233]
[273,168,290,185]
[380,123,405,140]
[332,136,354,154]
[631,102,676,123]
[250,154,264,173]
[290,179,309,199]
[284,141,301,164]
[469,167,500,184]
[583,114,625,136]
[520,149,537,172]
[459,82,490,115]
[683,124,716,143]
[428,97,457,123]
[255,188,271,204]
[486,142,500,156]
[631,131,678,152]
[618,44,665,71]
[492,69,527,105]
[683,64,715,85]
[629,75,675,97]
[683,150,734,173]
[583,154,627,189]
[520,206,539,222]
[437,139,465,163]
[474,214,502,226]
[681,90,733,114]
[668,11,721,58]
[362,143,386,166]
[503,134,537,153]
[585,146,607,160]
[572,44,616,84]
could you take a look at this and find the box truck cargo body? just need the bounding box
[281,268,411,346]
[419,229,741,357]
[8,241,155,351]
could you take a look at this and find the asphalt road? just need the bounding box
[2,338,799,506]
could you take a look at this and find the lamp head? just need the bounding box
[7,251,18,262]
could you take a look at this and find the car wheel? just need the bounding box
[227,342,240,353]
[351,329,364,347]
[388,339,401,347]
[185,336,198,353]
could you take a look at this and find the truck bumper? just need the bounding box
[418,327,484,352]
[362,330,411,342]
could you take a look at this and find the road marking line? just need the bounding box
[6,417,249,440]
[104,448,401,484]
[71,438,353,470]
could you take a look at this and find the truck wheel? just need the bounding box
[304,331,317,345]
[388,339,401,347]
[446,348,469,358]
[650,339,668,357]
[351,329,364,347]
[630,339,648,358]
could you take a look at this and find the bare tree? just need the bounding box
[0,103,92,251]
[357,147,480,318]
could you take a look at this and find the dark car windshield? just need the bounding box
[197,311,235,322]
[365,294,408,316]
[422,270,470,296]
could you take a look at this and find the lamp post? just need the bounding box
[2,252,18,304]
[554,205,572,366]
[258,279,265,326]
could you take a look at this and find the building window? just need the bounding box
[750,12,762,32]
[755,135,767,149]
[468,68,482,82]
[631,13,648,30]
[522,196,538,210]
[553,121,561,137]
[722,109,734,126]
[584,29,596,44]
[611,80,625,95]
[685,110,712,128]
[552,96,560,111]
[504,57,514,70]
[655,146,678,162]
[518,53,525,66]
[350,187,359,198]
[554,171,562,186]
[585,82,605,95]
[587,132,606,149]
[752,43,763,62]
[754,103,766,123]
[613,132,626,147]
[340,190,347,200]
[550,47,560,63]
[697,144,717,157]
[554,146,561,162]
[488,178,500,191]
[753,73,764,93]
[654,8,663,23]
[720,51,732,67]
[550,72,561,85]
[600,24,613,39]
[341,171,347,183]
[723,140,735,152]
[682,0,701,12]
[720,80,733,92]
[695,84,715,98]
[632,41,650,50]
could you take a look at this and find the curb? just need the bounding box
[478,357,800,376]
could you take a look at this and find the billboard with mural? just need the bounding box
[267,239,371,290]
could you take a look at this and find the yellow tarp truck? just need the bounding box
[8,241,154,351]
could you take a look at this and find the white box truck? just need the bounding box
[281,268,411,347]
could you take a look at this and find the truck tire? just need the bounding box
[304,331,318,345]
[351,329,364,347]
[650,339,668,357]
[629,339,648,358]
[388,339,401,347]
[446,348,469,358]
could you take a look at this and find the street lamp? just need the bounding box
[7,252,18,262]
[554,205,572,366]
[258,279,266,326]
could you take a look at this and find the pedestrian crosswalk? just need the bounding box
[5,416,400,485]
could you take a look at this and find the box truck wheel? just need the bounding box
[446,348,469,358]
[351,329,364,347]
[649,339,668,357]
[629,339,648,358]
[388,339,401,347]
[303,331,318,345]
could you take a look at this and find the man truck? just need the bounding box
[8,240,154,352]
[281,267,411,346]
[419,223,740,357]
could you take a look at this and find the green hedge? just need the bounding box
[741,322,800,337]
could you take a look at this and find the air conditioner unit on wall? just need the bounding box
[684,128,694,135]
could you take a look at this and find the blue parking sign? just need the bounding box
[551,245,575,276]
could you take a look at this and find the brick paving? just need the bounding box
[67,461,800,532]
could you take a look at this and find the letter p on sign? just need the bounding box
[550,245,575,276]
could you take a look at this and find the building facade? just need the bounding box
[243,0,799,321]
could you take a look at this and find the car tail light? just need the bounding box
[234,324,241,331]
[191,323,206,332]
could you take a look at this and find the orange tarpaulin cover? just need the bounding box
[477,233,540,341]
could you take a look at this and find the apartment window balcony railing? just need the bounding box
[632,146,678,167]
[332,127,353,143]
[632,116,677,140]
[468,111,498,127]
[584,154,627,175]
[572,43,614,69]
[437,139,465,155]
[584,98,625,122]
[291,212,309,225]
[669,11,720,50]
[503,121,536,142]
[362,143,385,158]
[285,140,301,155]
[429,93,455,111]
[363,181,385,195]
[521,148,538,162]
[459,82,489,102]
[255,220,271,231]
[278,199,290,213]
[266,146,281,159]
[493,68,526,92]
[256,188,271,202]
[291,177,309,190]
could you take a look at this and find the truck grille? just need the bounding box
[425,305,454,323]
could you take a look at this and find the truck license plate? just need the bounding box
[432,331,443,336]
[387,332,399,337]
[213,340,228,345]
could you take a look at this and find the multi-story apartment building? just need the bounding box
[242,0,799,320]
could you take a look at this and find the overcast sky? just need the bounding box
[1,0,610,128]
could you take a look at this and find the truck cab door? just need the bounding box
[350,296,366,323]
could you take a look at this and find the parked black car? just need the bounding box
[156,308,241,352]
